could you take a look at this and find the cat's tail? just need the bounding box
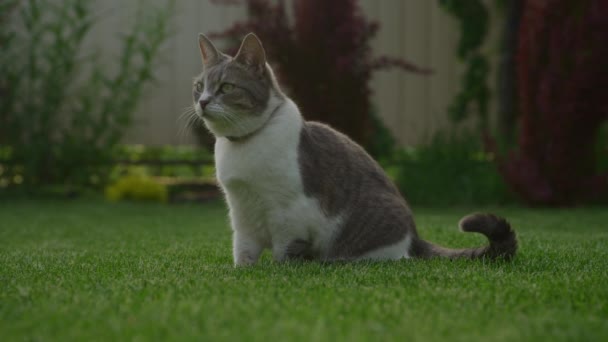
[411,213,517,260]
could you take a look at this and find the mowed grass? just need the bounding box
[1,199,607,341]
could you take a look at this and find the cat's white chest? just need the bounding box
[214,104,339,255]
[214,109,303,199]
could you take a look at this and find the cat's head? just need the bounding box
[193,33,284,139]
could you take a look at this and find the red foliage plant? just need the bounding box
[486,0,608,205]
[210,0,430,148]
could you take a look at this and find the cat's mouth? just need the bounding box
[196,106,215,120]
[200,110,222,121]
[198,104,224,120]
[200,110,233,127]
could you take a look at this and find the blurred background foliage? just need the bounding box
[437,0,491,132]
[392,132,513,206]
[0,0,173,195]
[0,0,606,206]
[486,0,608,206]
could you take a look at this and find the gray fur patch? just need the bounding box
[298,122,417,259]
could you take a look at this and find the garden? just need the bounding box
[1,0,607,341]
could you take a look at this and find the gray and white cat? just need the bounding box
[193,33,517,266]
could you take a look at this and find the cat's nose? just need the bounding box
[199,99,210,110]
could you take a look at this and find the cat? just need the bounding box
[193,33,517,266]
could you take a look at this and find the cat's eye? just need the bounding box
[195,82,203,92]
[220,83,235,93]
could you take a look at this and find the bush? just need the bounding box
[487,0,608,205]
[0,0,173,193]
[105,174,168,203]
[109,145,215,181]
[367,108,399,164]
[395,132,513,206]
[104,144,217,204]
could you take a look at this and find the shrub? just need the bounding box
[209,0,430,156]
[486,0,608,205]
[395,132,513,206]
[0,0,173,193]
[105,174,168,203]
[110,145,215,181]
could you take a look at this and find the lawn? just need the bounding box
[1,199,607,341]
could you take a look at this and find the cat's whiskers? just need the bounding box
[177,106,201,141]
[176,107,193,139]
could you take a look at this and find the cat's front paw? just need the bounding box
[233,231,263,266]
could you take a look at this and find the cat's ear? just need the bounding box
[234,33,266,72]
[198,34,221,67]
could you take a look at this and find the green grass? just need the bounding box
[1,200,607,341]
